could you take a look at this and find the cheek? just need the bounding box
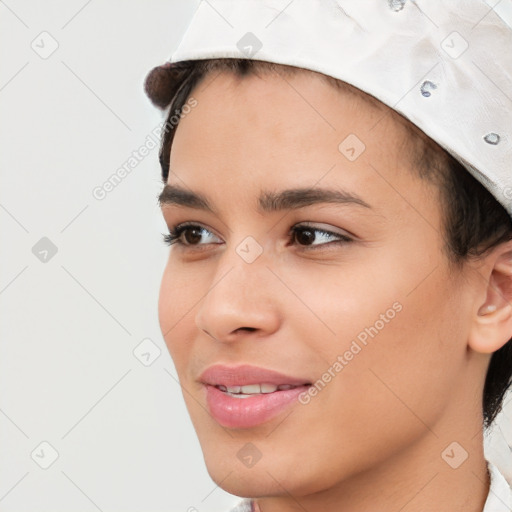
[265,271,464,488]
[284,247,465,425]
[158,260,200,365]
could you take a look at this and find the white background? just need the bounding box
[1,1,511,511]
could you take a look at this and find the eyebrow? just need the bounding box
[158,184,372,213]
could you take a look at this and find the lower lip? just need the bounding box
[204,385,309,429]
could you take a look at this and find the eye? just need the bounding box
[162,221,354,249]
[289,223,353,248]
[162,222,222,247]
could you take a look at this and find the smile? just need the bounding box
[199,364,311,428]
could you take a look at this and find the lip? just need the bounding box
[199,364,311,429]
[199,364,311,387]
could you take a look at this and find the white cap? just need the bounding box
[168,0,512,218]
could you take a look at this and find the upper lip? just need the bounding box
[199,364,311,387]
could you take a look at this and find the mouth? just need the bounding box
[199,364,312,428]
[214,382,308,398]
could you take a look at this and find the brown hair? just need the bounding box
[145,58,512,429]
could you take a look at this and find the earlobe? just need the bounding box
[468,244,512,354]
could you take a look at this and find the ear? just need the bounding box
[468,240,512,354]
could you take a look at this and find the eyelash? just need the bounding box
[161,221,353,250]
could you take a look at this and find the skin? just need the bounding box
[158,68,512,512]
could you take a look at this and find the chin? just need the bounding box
[204,459,290,498]
[200,439,331,500]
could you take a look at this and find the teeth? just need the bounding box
[216,383,298,394]
[240,384,261,394]
[260,384,278,393]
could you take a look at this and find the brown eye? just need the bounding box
[182,226,203,245]
[294,227,316,246]
[162,223,222,247]
[290,224,353,248]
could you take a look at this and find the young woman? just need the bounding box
[145,2,512,511]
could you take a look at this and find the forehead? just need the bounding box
[171,68,408,172]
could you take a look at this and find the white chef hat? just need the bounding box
[149,0,512,218]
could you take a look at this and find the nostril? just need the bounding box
[236,327,257,333]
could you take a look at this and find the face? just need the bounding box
[158,69,479,497]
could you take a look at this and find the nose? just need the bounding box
[194,249,281,343]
